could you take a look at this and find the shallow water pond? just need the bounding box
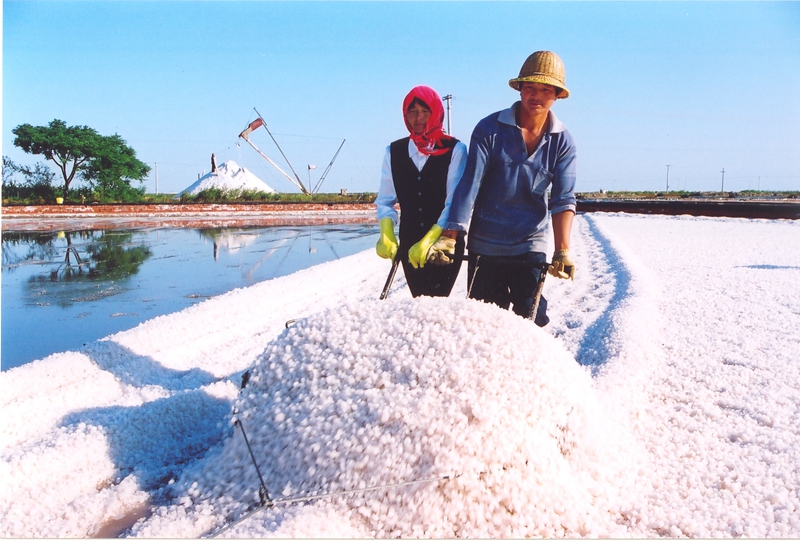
[2,223,377,370]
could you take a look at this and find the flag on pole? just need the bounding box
[238,118,265,140]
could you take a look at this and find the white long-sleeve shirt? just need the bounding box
[375,138,468,229]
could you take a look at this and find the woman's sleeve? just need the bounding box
[375,145,399,224]
[436,141,468,229]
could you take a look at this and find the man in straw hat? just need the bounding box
[428,50,577,326]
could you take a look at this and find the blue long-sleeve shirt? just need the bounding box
[443,103,577,256]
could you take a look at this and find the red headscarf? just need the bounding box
[402,86,454,156]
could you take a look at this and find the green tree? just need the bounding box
[12,120,100,197]
[2,156,17,186]
[3,158,56,187]
[12,119,150,200]
[2,156,57,201]
[81,134,150,201]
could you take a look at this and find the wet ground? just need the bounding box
[2,222,378,370]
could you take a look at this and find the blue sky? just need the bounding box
[3,1,799,194]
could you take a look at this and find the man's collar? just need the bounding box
[499,102,565,133]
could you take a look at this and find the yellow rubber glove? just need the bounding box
[427,237,456,266]
[549,249,576,280]
[375,217,398,260]
[408,224,442,269]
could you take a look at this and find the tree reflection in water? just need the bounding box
[80,232,152,280]
[11,230,153,307]
[1,230,61,267]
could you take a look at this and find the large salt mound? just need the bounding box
[177,160,275,196]
[134,296,641,538]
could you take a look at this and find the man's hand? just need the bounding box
[549,249,576,280]
[427,237,456,265]
[408,225,443,268]
[375,217,398,260]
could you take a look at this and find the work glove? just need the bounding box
[549,249,576,280]
[375,217,398,260]
[427,237,457,266]
[408,224,442,269]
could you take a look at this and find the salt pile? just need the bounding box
[177,160,275,196]
[134,296,641,538]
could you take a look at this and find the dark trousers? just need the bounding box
[467,252,550,327]
[399,236,465,298]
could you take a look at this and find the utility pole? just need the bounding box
[155,162,159,195]
[442,94,453,135]
[666,165,670,192]
[721,168,725,193]
[307,164,317,190]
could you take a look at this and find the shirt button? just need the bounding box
[418,192,422,196]
[417,176,422,181]
[420,222,425,227]
[419,208,423,212]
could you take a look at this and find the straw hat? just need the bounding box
[508,51,570,99]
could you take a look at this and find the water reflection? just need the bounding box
[10,231,153,309]
[60,231,88,276]
[2,230,60,267]
[198,229,258,260]
[2,223,377,370]
[39,231,152,282]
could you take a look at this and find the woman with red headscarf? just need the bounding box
[375,85,468,298]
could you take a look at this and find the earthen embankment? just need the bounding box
[1,202,377,231]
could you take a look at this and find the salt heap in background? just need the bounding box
[177,160,275,196]
[134,296,642,538]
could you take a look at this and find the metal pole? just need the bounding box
[666,165,670,192]
[253,108,309,194]
[379,258,400,300]
[234,418,271,506]
[442,94,452,135]
[311,139,345,194]
[466,255,481,299]
[155,162,158,195]
[721,168,725,193]
[242,136,308,194]
[527,262,550,322]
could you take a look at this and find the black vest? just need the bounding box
[390,137,457,252]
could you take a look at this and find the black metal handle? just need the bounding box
[528,263,549,321]
[379,258,400,300]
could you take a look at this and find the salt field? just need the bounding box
[1,212,799,537]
